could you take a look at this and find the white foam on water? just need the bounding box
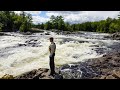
[0,36,25,49]
[0,32,117,77]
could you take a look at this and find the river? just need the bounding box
[0,31,119,77]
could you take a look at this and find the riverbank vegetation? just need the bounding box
[0,11,120,33]
[33,14,120,33]
[0,11,32,32]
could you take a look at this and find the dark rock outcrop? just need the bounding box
[104,32,120,40]
[0,32,5,36]
[21,32,32,35]
[14,68,63,79]
[0,32,11,36]
[59,52,120,79]
[1,74,14,79]
[45,32,50,35]
[18,39,41,47]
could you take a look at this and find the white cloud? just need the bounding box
[14,11,46,24]
[14,11,120,24]
[32,16,49,24]
[14,11,41,15]
[46,11,120,24]
[14,11,21,15]
[25,11,41,15]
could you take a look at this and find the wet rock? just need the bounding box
[0,32,5,36]
[70,65,79,69]
[77,41,88,43]
[60,69,82,79]
[63,38,72,43]
[15,68,63,79]
[60,64,70,70]
[15,69,38,79]
[72,54,80,59]
[24,39,41,47]
[54,73,63,79]
[45,32,50,35]
[40,76,53,79]
[59,41,65,45]
[105,75,116,79]
[101,69,111,75]
[112,70,120,79]
[22,32,32,35]
[103,54,107,57]
[0,32,11,36]
[1,74,14,79]
[104,36,111,38]
[62,31,72,35]
[108,60,118,66]
[80,66,100,79]
[93,48,107,55]
[105,32,120,40]
[18,43,27,46]
[100,75,106,79]
[38,68,49,72]
[106,57,112,59]
[25,39,38,43]
[89,45,100,47]
[58,51,120,79]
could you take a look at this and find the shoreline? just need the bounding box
[1,51,120,79]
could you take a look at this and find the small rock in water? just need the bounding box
[72,54,79,59]
[18,43,27,46]
[89,45,99,47]
[61,64,70,70]
[45,32,50,35]
[54,73,63,79]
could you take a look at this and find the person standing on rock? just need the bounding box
[49,37,56,76]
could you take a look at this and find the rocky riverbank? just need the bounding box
[1,51,120,79]
[59,51,120,79]
[1,68,63,79]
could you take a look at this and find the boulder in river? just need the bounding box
[0,32,11,36]
[0,32,5,36]
[21,31,32,35]
[104,32,120,40]
[45,32,50,35]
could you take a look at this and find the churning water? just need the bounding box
[0,31,119,77]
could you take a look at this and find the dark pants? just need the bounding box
[49,53,55,75]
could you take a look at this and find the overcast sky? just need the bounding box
[14,11,120,24]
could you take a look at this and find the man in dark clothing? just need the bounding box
[49,37,56,76]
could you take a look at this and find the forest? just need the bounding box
[0,11,120,33]
[0,11,32,32]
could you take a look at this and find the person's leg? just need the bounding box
[51,55,55,74]
[49,54,55,75]
[49,57,52,74]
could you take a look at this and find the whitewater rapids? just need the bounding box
[0,31,119,77]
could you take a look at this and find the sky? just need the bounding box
[14,11,120,24]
